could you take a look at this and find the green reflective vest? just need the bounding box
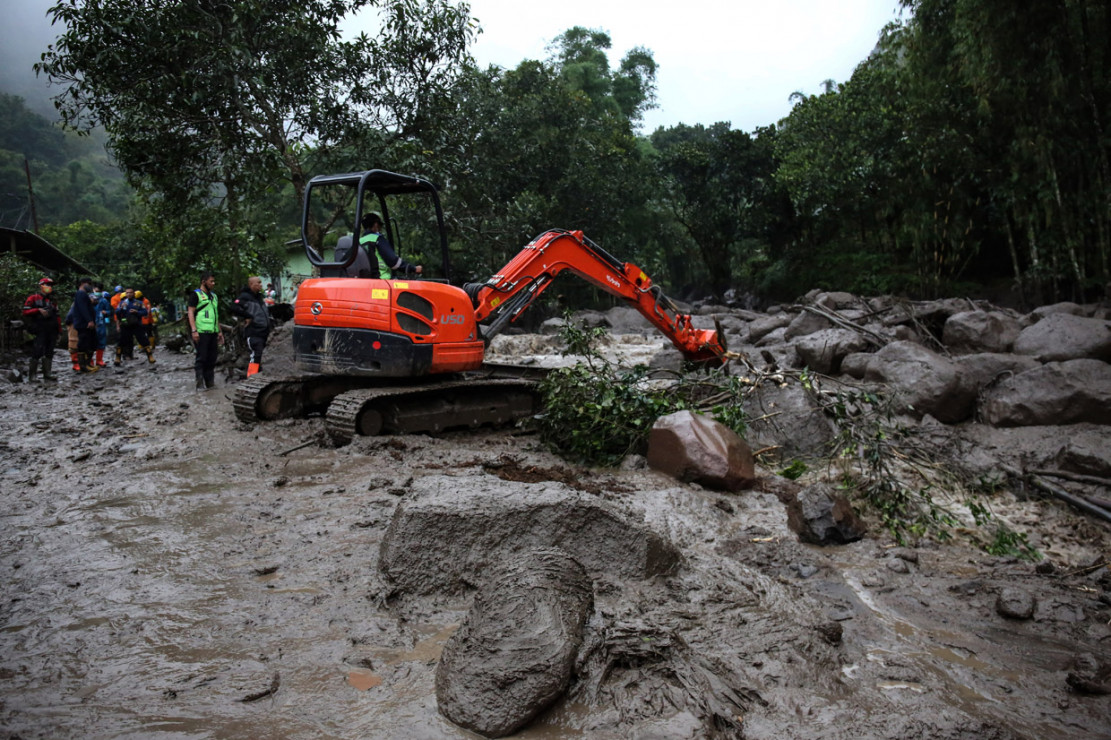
[194,289,218,333]
[359,232,391,279]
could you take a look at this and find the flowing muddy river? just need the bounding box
[1,331,1109,739]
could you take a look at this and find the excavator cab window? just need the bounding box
[301,169,451,280]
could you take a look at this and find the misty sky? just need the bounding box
[6,0,903,131]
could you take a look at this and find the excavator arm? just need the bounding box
[465,229,727,364]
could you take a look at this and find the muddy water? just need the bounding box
[1,345,1109,739]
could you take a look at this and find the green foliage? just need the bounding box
[778,460,808,480]
[36,0,474,293]
[0,253,41,321]
[539,317,686,465]
[967,498,1040,561]
[828,386,958,544]
[538,316,749,466]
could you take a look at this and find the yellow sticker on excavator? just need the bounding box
[639,271,648,283]
[394,282,409,289]
[491,297,502,309]
[372,289,389,300]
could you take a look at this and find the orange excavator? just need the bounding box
[234,169,726,442]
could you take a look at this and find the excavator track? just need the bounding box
[325,377,540,445]
[232,373,382,424]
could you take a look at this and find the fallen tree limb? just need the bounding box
[1029,468,1111,489]
[798,304,887,348]
[1028,473,1111,525]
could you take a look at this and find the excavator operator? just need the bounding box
[359,213,422,279]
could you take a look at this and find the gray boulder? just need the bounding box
[748,313,793,343]
[794,329,870,374]
[436,548,593,738]
[980,359,1111,427]
[955,353,1041,394]
[840,352,873,379]
[942,311,1022,355]
[742,382,838,459]
[784,482,867,545]
[864,341,975,423]
[647,410,755,491]
[784,310,833,340]
[380,482,679,595]
[1013,313,1111,362]
[602,305,652,333]
[1029,302,1087,322]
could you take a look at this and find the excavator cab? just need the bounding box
[293,170,488,378]
[300,169,451,279]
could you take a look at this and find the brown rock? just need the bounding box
[647,410,755,492]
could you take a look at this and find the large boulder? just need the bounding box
[379,481,679,595]
[979,359,1111,427]
[1013,313,1111,362]
[954,353,1041,394]
[647,410,755,491]
[942,311,1022,355]
[793,329,870,374]
[741,382,839,459]
[784,310,833,340]
[436,548,593,738]
[783,482,867,545]
[864,341,975,423]
[601,305,652,333]
[747,313,793,343]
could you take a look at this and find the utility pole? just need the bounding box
[23,158,39,233]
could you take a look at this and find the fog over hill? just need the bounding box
[4,0,63,118]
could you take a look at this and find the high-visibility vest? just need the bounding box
[359,232,391,279]
[194,289,218,333]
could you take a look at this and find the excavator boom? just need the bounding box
[468,229,726,364]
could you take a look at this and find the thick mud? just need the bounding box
[1,331,1109,739]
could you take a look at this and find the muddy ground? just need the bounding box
[1,327,1109,739]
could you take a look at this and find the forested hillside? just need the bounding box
[3,0,1106,308]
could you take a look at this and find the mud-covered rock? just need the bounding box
[942,310,1022,355]
[435,548,593,738]
[1013,312,1111,362]
[954,353,1041,394]
[996,587,1036,620]
[784,482,866,545]
[742,382,838,459]
[979,359,1111,427]
[1053,430,1111,477]
[646,410,755,492]
[793,328,870,374]
[747,313,792,343]
[840,351,873,379]
[864,341,974,423]
[783,309,832,340]
[379,482,679,594]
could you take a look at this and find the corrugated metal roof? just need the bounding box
[0,227,96,276]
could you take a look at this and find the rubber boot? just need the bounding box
[28,357,39,383]
[71,352,81,372]
[247,362,260,377]
[114,346,122,367]
[95,349,106,368]
[145,345,156,364]
[195,370,206,391]
[42,355,57,381]
[80,353,98,373]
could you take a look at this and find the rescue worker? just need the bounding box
[230,276,272,377]
[359,213,422,279]
[71,277,98,373]
[115,288,154,364]
[187,271,223,390]
[21,277,60,382]
[93,289,112,367]
[135,290,156,361]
